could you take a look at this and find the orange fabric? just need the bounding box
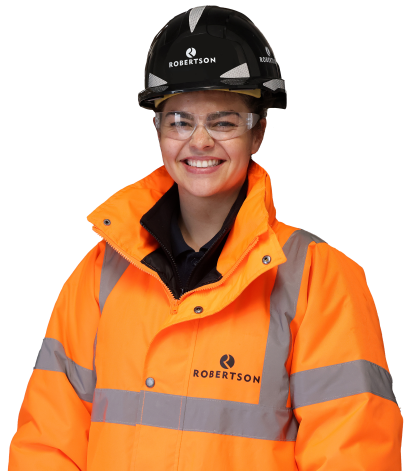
[9,161,402,470]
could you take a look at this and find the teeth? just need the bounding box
[186,159,222,168]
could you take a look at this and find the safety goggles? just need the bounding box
[154,111,260,141]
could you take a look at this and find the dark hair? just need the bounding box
[153,92,274,131]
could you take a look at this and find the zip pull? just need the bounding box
[170,299,179,315]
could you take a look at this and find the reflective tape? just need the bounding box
[259,229,325,407]
[220,63,250,79]
[99,243,130,313]
[263,79,285,92]
[258,230,325,435]
[189,6,206,33]
[89,230,395,440]
[290,359,397,409]
[92,331,98,385]
[183,395,297,440]
[35,337,95,403]
[91,388,298,441]
[92,388,140,425]
[90,230,325,440]
[91,360,396,436]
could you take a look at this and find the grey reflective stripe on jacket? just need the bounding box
[99,243,130,314]
[35,337,96,403]
[33,243,130,404]
[90,229,396,438]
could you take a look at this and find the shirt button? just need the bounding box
[192,259,198,266]
[194,306,203,314]
[145,377,155,388]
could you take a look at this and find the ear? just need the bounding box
[153,116,161,140]
[250,118,267,155]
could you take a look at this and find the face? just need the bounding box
[155,90,266,198]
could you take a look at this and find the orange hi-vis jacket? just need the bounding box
[9,161,402,470]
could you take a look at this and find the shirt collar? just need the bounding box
[170,178,248,259]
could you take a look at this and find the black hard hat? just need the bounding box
[138,6,286,110]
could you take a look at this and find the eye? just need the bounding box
[209,120,238,131]
[215,121,236,127]
[170,120,191,128]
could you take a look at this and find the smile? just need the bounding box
[183,159,224,168]
[181,159,226,175]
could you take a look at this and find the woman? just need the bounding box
[9,6,402,470]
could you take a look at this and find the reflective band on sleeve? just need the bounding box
[35,337,96,403]
[290,359,397,409]
[99,243,130,314]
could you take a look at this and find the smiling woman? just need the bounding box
[155,90,266,250]
[8,5,402,471]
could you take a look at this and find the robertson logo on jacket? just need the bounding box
[193,354,261,384]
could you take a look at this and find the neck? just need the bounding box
[178,181,245,252]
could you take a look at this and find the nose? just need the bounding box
[189,124,215,151]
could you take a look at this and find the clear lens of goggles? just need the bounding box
[155,111,260,141]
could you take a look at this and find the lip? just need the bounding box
[180,156,226,162]
[179,157,226,175]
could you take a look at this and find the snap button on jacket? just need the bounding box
[9,162,403,470]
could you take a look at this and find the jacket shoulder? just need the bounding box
[274,220,326,249]
[275,220,363,268]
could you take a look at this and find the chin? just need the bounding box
[181,180,225,198]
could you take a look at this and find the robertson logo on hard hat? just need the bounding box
[260,46,275,64]
[193,354,261,384]
[169,47,216,68]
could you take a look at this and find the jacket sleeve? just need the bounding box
[291,242,403,470]
[9,241,105,471]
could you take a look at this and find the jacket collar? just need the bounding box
[138,178,248,298]
[142,178,248,259]
[87,160,282,278]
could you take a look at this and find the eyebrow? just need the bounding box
[165,111,194,119]
[164,110,241,120]
[207,111,240,120]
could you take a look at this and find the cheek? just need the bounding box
[159,138,183,165]
[222,138,252,165]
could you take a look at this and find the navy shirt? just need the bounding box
[170,178,248,288]
[170,211,222,289]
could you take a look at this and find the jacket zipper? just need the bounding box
[92,227,177,303]
[93,226,260,306]
[140,221,184,297]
